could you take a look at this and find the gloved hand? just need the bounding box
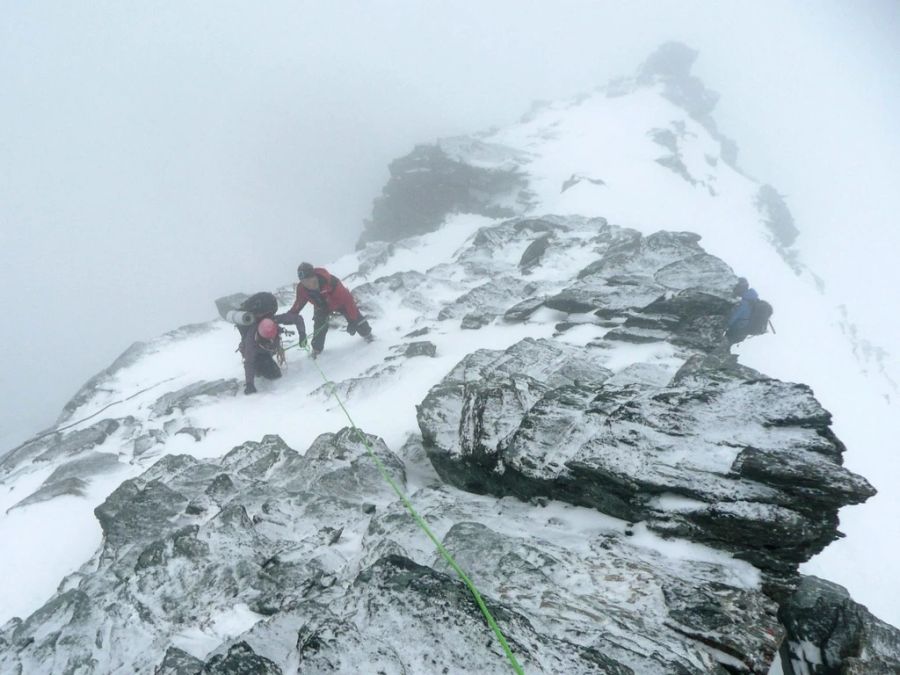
[244,383,257,395]
[298,334,308,349]
[346,322,357,336]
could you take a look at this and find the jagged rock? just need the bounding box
[203,641,282,674]
[756,184,799,250]
[637,290,735,350]
[7,452,121,511]
[0,420,120,478]
[95,478,189,551]
[503,296,547,322]
[438,277,531,320]
[358,141,528,245]
[156,645,204,674]
[460,312,492,330]
[175,427,208,442]
[778,576,900,674]
[418,337,874,576]
[1,425,791,674]
[134,430,167,458]
[151,380,241,417]
[518,234,552,271]
[351,270,438,318]
[603,325,670,344]
[8,477,88,512]
[402,341,437,358]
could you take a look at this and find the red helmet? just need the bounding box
[258,318,278,340]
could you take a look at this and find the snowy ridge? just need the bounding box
[1,44,898,674]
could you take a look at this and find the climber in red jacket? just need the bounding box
[278,262,373,358]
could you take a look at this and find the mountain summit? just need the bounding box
[1,44,898,674]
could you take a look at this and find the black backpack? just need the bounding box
[748,299,773,335]
[240,292,278,317]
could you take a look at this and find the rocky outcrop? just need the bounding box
[778,576,900,674]
[418,338,873,578]
[0,418,120,479]
[630,41,740,167]
[7,451,121,512]
[150,379,241,417]
[1,427,792,674]
[357,140,531,245]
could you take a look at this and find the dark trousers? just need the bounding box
[311,310,371,353]
[255,352,282,379]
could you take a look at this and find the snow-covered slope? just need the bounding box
[1,43,898,674]
[364,41,900,625]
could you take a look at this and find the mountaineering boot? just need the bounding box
[364,333,375,343]
[310,349,321,360]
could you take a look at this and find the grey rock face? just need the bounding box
[625,41,739,166]
[1,425,790,674]
[156,646,204,674]
[0,418,120,479]
[418,339,874,576]
[7,452,120,511]
[756,184,802,273]
[401,341,437,358]
[150,380,241,417]
[358,141,529,245]
[778,576,900,674]
[518,233,552,271]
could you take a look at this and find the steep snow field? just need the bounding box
[475,85,900,627]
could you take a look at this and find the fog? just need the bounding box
[1,1,898,449]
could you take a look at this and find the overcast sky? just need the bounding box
[1,1,898,449]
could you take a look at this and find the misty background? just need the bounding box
[2,1,898,450]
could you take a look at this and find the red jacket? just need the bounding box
[287,267,362,321]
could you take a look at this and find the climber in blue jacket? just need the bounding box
[724,277,759,346]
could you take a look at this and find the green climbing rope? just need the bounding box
[297,338,525,674]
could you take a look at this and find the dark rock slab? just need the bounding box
[402,341,437,358]
[358,141,527,245]
[7,477,88,512]
[461,312,492,330]
[203,641,282,674]
[418,338,874,576]
[156,646,204,674]
[1,420,121,476]
[519,234,552,272]
[151,380,240,417]
[503,296,547,322]
[779,576,900,675]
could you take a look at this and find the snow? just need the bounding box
[1,73,897,648]
[480,86,900,626]
[0,466,132,623]
[171,603,266,659]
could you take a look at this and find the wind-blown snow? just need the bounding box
[1,71,897,646]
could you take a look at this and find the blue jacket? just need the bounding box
[727,288,759,332]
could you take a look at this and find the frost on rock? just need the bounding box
[358,141,530,245]
[0,428,789,674]
[779,576,900,674]
[2,42,898,675]
[420,338,874,577]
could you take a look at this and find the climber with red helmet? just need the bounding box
[235,291,304,395]
[279,262,373,358]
